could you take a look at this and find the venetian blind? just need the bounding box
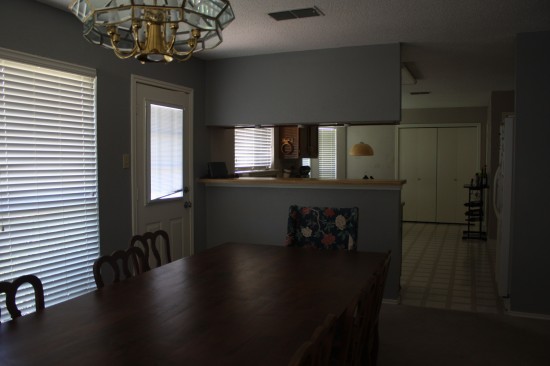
[0,52,99,322]
[234,127,274,171]
[149,104,183,201]
[318,127,337,179]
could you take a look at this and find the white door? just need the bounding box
[436,127,478,223]
[399,128,437,222]
[132,78,193,261]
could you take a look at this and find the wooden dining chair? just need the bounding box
[339,251,392,366]
[335,274,378,366]
[288,313,338,366]
[92,246,147,289]
[366,251,392,366]
[129,229,172,270]
[285,205,359,250]
[288,341,314,366]
[0,274,45,320]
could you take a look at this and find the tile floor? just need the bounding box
[400,222,504,314]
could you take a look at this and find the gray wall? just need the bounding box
[401,107,488,126]
[510,31,550,315]
[204,43,401,126]
[204,185,403,300]
[0,0,210,255]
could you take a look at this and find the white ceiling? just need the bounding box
[37,0,550,109]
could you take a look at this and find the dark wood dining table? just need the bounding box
[0,242,388,366]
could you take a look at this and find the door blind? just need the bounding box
[148,103,184,201]
[0,54,99,322]
[234,127,274,171]
[318,127,337,179]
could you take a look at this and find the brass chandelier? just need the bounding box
[69,0,235,63]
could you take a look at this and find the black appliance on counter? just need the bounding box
[299,166,311,178]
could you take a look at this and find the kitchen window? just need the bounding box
[0,50,99,322]
[234,127,274,172]
[318,127,337,178]
[303,127,338,179]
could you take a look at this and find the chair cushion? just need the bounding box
[286,205,359,250]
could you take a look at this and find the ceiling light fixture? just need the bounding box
[350,141,374,179]
[69,0,235,64]
[349,142,374,156]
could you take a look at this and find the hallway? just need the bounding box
[400,222,503,314]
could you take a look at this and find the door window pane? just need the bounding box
[149,104,183,201]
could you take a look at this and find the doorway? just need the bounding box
[131,76,194,261]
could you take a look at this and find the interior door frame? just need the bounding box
[130,75,194,255]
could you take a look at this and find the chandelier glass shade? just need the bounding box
[69,0,235,63]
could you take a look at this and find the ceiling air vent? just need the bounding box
[269,6,324,21]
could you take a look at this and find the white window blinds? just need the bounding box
[0,53,99,322]
[318,127,337,179]
[149,103,183,201]
[234,127,274,171]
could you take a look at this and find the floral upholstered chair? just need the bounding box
[285,205,359,250]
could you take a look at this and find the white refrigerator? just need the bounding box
[493,115,515,299]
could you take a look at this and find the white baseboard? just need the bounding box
[507,310,550,321]
[382,298,400,305]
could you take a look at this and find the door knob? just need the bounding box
[184,201,192,209]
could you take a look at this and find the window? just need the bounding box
[234,127,274,172]
[303,127,337,179]
[318,127,337,178]
[148,103,183,201]
[0,51,98,322]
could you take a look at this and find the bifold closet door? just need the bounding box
[436,127,478,223]
[399,128,437,222]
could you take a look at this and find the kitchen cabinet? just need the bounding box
[279,126,318,159]
[399,126,479,223]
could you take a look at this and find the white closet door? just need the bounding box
[399,128,437,221]
[436,127,478,223]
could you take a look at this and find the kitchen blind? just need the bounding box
[0,51,99,322]
[318,127,337,179]
[234,127,274,171]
